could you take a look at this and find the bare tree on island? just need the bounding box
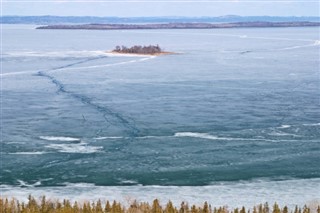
[114,46,121,52]
[113,45,163,54]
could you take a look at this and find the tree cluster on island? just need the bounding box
[113,45,162,55]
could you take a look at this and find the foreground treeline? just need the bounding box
[113,45,162,54]
[1,196,319,213]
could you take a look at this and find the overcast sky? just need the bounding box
[2,0,320,17]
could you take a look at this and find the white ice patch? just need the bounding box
[174,132,220,140]
[0,70,40,77]
[94,135,170,140]
[278,125,291,129]
[118,179,140,185]
[1,52,155,77]
[39,136,81,142]
[58,56,155,71]
[3,50,109,58]
[17,180,41,187]
[314,40,320,45]
[6,142,26,144]
[267,132,300,137]
[45,142,103,154]
[136,135,164,139]
[173,132,293,142]
[303,123,320,126]
[9,151,49,155]
[275,42,319,51]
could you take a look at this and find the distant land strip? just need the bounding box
[2,15,320,24]
[36,22,320,30]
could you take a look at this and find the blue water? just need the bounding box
[1,25,320,206]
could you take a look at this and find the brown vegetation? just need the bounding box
[1,196,320,213]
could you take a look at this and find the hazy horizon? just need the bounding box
[2,15,320,18]
[2,1,319,17]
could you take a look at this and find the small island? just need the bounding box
[111,45,174,56]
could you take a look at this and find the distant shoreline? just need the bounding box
[2,15,320,25]
[36,21,320,30]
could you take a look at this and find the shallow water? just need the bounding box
[1,25,320,206]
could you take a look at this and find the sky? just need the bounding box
[1,0,320,17]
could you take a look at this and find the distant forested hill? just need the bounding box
[1,15,320,24]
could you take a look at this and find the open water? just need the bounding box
[1,25,320,208]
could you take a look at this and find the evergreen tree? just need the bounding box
[258,204,263,213]
[302,205,310,213]
[263,203,269,213]
[191,205,198,213]
[203,202,210,213]
[240,207,246,213]
[272,203,280,213]
[105,201,111,213]
[179,201,189,213]
[73,201,80,213]
[165,201,175,213]
[95,199,103,213]
[152,199,162,213]
[282,206,288,213]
